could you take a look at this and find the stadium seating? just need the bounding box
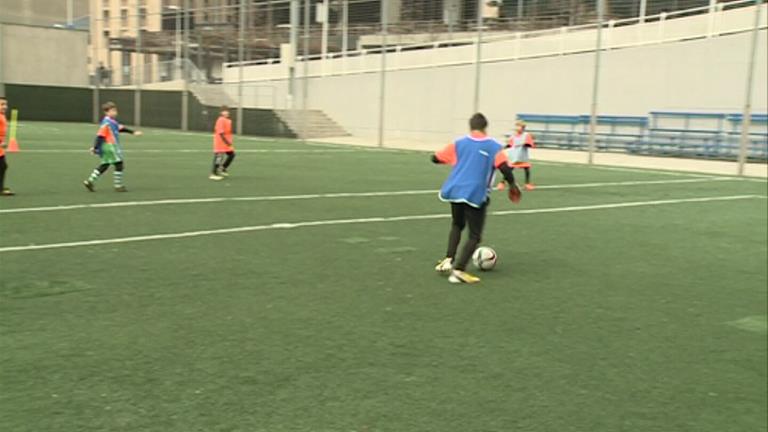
[517,111,768,161]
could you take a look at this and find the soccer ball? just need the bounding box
[472,246,497,271]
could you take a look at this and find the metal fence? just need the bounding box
[1,0,766,173]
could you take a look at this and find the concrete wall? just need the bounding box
[0,0,89,26]
[228,28,767,144]
[1,24,89,87]
[222,4,767,144]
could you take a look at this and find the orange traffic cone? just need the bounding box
[7,138,18,152]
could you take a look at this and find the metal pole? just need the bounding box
[67,0,74,27]
[518,0,524,19]
[473,0,484,113]
[639,0,647,23]
[377,0,388,148]
[707,0,717,37]
[342,0,349,55]
[587,0,604,164]
[0,23,4,97]
[321,0,329,66]
[175,8,181,80]
[289,0,299,109]
[135,1,142,127]
[237,0,245,136]
[303,0,310,141]
[92,15,101,123]
[181,0,190,131]
[736,0,763,176]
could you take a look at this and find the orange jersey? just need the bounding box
[97,120,118,144]
[0,114,7,157]
[213,116,233,153]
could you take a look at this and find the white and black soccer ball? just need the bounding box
[472,246,498,271]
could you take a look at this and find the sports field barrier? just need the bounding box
[518,112,768,161]
[3,84,296,138]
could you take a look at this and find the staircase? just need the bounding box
[273,109,349,139]
[189,84,236,107]
[187,85,348,139]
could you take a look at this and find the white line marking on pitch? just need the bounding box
[0,195,761,253]
[0,177,734,215]
[20,149,358,154]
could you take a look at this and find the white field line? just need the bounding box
[0,194,762,254]
[0,177,733,215]
[19,148,359,154]
[535,161,715,179]
[22,147,762,181]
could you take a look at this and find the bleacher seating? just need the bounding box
[516,111,768,161]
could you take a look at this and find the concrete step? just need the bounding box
[189,84,236,107]
[274,109,349,139]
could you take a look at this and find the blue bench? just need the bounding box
[516,111,767,161]
[516,114,582,150]
[517,114,647,153]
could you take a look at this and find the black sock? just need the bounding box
[0,156,7,191]
[212,154,223,174]
[223,152,236,170]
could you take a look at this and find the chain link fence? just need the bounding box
[1,0,765,172]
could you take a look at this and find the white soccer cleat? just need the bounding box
[435,257,453,273]
[448,269,481,284]
[209,174,224,181]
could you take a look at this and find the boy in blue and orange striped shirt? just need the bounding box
[83,102,142,192]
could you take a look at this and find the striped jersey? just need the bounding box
[97,116,123,157]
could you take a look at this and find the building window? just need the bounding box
[121,9,128,25]
[139,7,148,26]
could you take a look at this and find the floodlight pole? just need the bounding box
[587,0,605,165]
[736,0,763,176]
[181,0,190,131]
[0,23,4,97]
[377,0,388,148]
[302,0,310,141]
[67,0,74,27]
[237,0,245,136]
[174,7,182,80]
[473,0,484,113]
[342,0,349,55]
[92,14,101,123]
[289,0,299,109]
[639,0,647,23]
[321,0,329,70]
[135,0,143,127]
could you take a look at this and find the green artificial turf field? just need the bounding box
[1,122,766,432]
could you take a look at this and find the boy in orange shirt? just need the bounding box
[0,96,14,196]
[210,106,235,181]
